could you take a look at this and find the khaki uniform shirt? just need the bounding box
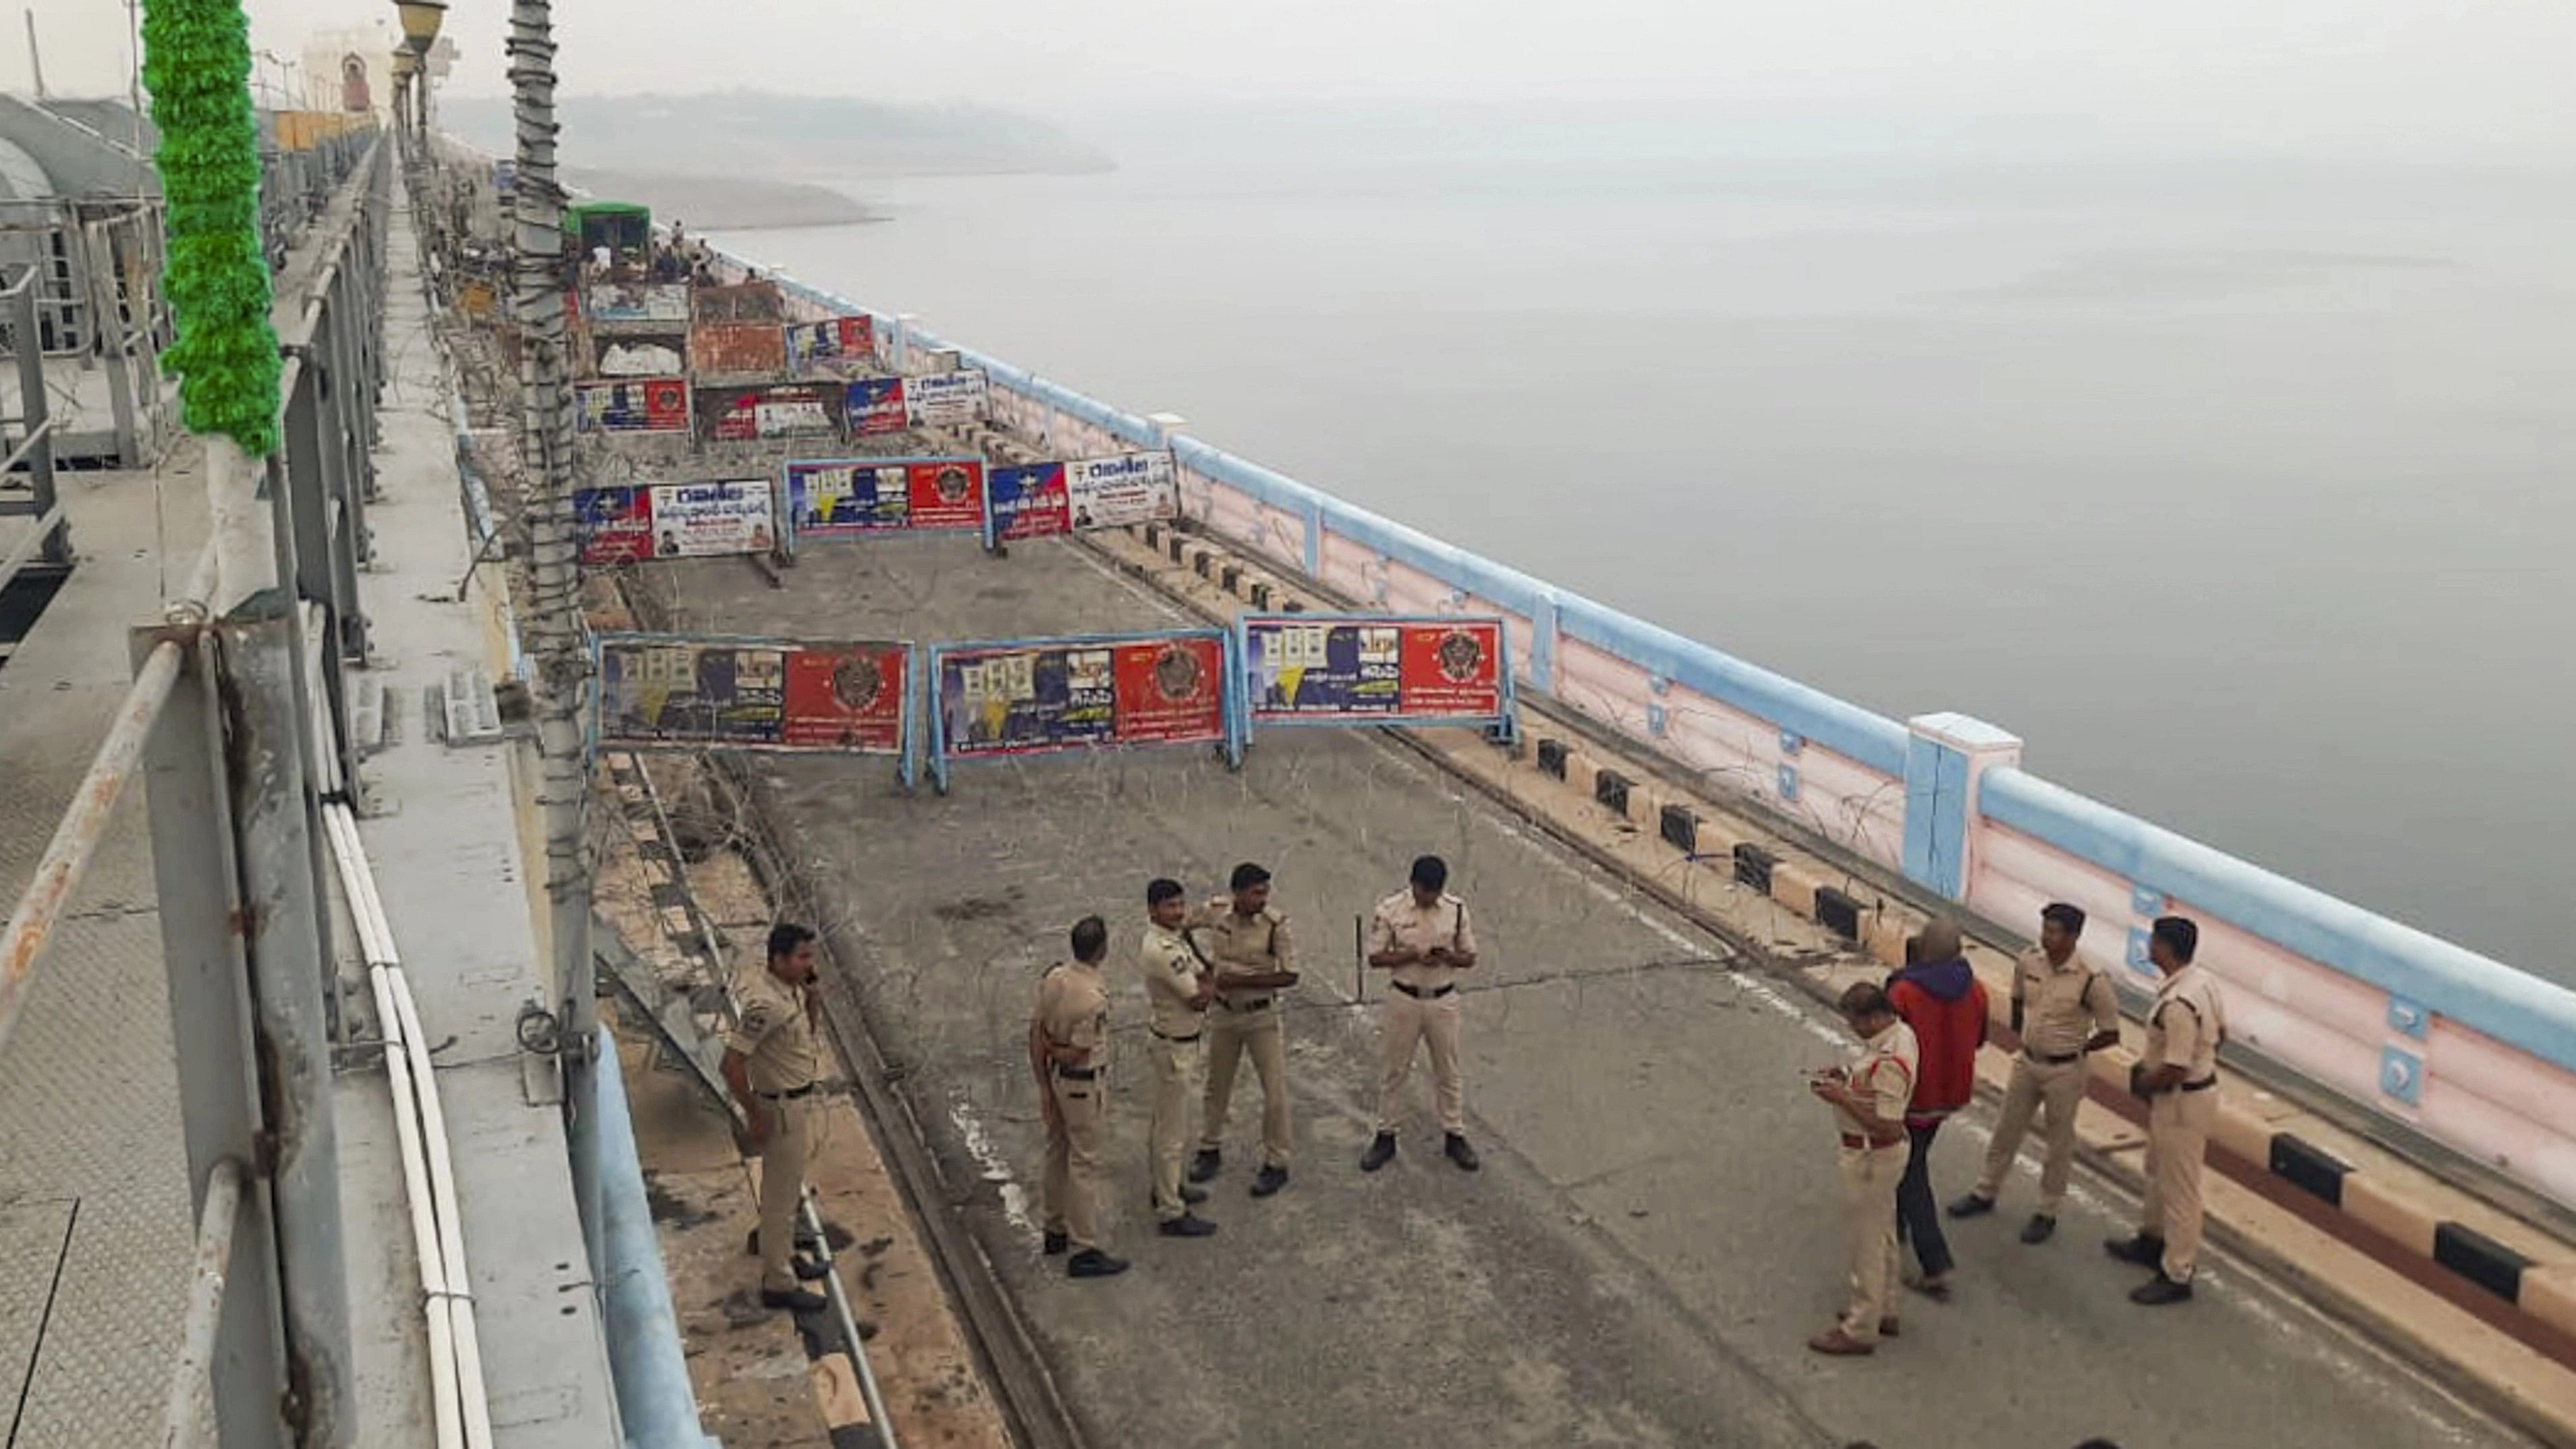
[1834,1020,1919,1143]
[1194,901,1294,1007]
[2144,963,2226,1082]
[1371,890,1477,994]
[724,966,820,1093]
[2015,946,2120,1060]
[1033,960,1112,1071]
[1138,923,1206,1039]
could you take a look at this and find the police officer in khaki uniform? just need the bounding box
[1950,902,2120,1243]
[1359,854,1481,1174]
[1808,982,1919,1356]
[2108,916,2226,1305]
[1139,879,1218,1237]
[1188,863,1300,1198]
[1029,916,1128,1278]
[722,923,833,1313]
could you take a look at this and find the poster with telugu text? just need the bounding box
[574,377,690,433]
[784,457,988,541]
[595,633,908,754]
[903,370,990,428]
[574,480,779,566]
[845,378,910,436]
[936,634,1227,761]
[697,383,847,441]
[1242,616,1506,724]
[787,317,879,381]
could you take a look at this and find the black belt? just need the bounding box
[1053,1064,1099,1081]
[2178,1076,2218,1093]
[1150,1027,1202,1043]
[757,1083,819,1101]
[1215,997,1272,1012]
[1392,981,1456,1000]
[2029,1049,2085,1066]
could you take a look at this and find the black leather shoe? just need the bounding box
[1250,1164,1290,1197]
[761,1286,828,1313]
[2020,1214,2057,1245]
[792,1257,833,1282]
[1157,1213,1219,1238]
[1067,1249,1130,1279]
[1359,1134,1397,1173]
[1182,1182,1208,1205]
[1188,1149,1222,1184]
[2104,1233,2166,1267]
[1947,1193,1996,1219]
[2129,1272,2194,1305]
[1445,1134,1481,1172]
[746,1227,823,1257]
[1042,1230,1070,1256]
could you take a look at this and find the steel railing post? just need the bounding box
[9,269,66,563]
[134,625,292,1449]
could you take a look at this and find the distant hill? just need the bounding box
[440,92,1111,181]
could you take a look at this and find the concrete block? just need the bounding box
[2522,1263,2576,1340]
[2340,1170,2440,1258]
[1860,909,1916,968]
[1767,859,1821,919]
[1565,750,1600,804]
[2210,1099,2276,1169]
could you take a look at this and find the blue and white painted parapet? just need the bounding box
[725,247,2576,1213]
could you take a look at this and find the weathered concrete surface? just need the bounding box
[658,532,2515,1449]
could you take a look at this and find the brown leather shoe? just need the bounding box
[1878,1316,1900,1338]
[1807,1328,1875,1357]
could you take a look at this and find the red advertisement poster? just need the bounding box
[574,486,654,566]
[781,644,908,750]
[575,377,690,433]
[1110,636,1226,744]
[897,458,988,531]
[1398,621,1506,717]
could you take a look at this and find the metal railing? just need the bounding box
[0,133,390,1449]
[0,261,67,587]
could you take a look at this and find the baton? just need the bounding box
[1353,914,1365,1004]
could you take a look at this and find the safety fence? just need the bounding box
[0,135,391,1449]
[688,240,2576,1224]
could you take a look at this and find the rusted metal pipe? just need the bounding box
[0,636,184,1056]
[161,1157,248,1449]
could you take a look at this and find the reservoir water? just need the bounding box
[709,106,2576,983]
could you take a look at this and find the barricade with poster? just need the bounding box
[1237,613,1518,744]
[573,479,780,565]
[925,629,1244,793]
[696,382,848,442]
[983,450,1180,547]
[787,317,879,381]
[593,631,921,786]
[576,376,692,435]
[782,456,988,547]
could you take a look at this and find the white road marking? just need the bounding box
[949,1095,1036,1235]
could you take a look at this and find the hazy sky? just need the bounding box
[7,0,2573,157]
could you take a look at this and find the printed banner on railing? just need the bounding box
[595,631,913,757]
[697,383,848,442]
[983,451,1180,545]
[574,480,779,565]
[783,457,988,541]
[585,281,690,325]
[1240,614,1512,727]
[690,321,788,378]
[903,370,990,428]
[929,630,1237,788]
[576,377,690,434]
[787,317,879,381]
[846,378,910,437]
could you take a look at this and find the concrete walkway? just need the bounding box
[656,529,2514,1449]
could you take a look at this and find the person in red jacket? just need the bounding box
[1886,917,1989,1298]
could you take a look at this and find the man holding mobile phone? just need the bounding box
[1360,855,1481,1174]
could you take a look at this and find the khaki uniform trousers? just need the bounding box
[1375,988,1464,1134]
[2141,1087,2216,1282]
[755,1094,819,1293]
[1146,1032,1203,1220]
[1973,1054,2088,1212]
[1042,1069,1106,1251]
[1838,1139,1906,1342]
[1199,1005,1290,1169]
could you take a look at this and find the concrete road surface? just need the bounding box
[655,532,2511,1449]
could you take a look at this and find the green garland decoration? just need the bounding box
[141,0,281,457]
